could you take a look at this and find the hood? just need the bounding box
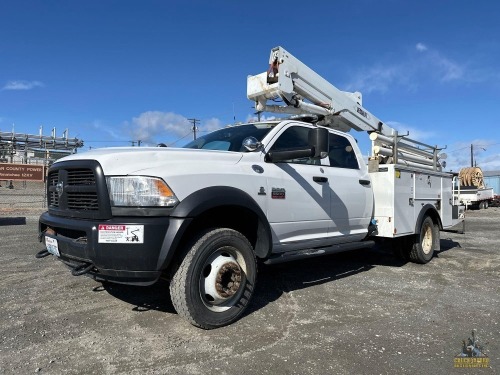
[55,147,243,175]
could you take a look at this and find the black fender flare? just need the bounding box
[171,186,267,220]
[156,186,272,270]
[415,204,443,233]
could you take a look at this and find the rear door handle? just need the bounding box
[359,179,371,186]
[313,176,328,183]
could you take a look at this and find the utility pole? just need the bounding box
[471,144,487,167]
[188,118,200,140]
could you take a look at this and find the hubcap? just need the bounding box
[421,224,433,254]
[200,250,246,312]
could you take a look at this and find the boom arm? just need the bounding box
[247,46,447,172]
[247,46,395,136]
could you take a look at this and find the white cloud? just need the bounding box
[245,113,279,122]
[90,120,124,141]
[444,140,499,172]
[202,117,224,133]
[126,111,224,146]
[416,43,428,52]
[342,43,469,93]
[2,80,44,90]
[343,64,413,94]
[427,51,464,82]
[385,121,436,142]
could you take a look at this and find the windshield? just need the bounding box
[183,123,275,152]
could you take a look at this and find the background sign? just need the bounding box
[0,163,45,181]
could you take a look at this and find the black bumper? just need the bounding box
[39,212,189,286]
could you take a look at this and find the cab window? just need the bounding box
[269,126,320,165]
[328,133,359,169]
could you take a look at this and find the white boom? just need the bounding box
[247,46,446,171]
[247,46,395,136]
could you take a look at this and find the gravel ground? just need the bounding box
[0,209,498,374]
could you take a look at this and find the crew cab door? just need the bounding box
[264,124,332,252]
[324,131,373,242]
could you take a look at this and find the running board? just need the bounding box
[264,241,375,265]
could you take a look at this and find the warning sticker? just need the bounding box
[98,225,144,244]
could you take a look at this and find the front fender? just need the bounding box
[157,186,272,270]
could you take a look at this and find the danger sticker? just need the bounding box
[98,224,144,244]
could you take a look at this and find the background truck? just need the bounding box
[455,167,494,209]
[37,46,464,329]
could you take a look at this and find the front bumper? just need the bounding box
[39,212,186,285]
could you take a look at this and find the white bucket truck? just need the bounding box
[37,46,464,328]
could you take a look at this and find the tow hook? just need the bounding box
[35,249,51,258]
[71,263,95,276]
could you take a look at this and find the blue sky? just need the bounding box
[1,0,499,171]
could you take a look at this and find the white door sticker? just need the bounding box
[98,225,144,244]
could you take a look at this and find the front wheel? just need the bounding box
[170,228,257,329]
[409,216,439,264]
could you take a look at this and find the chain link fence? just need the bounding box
[0,156,47,218]
[0,181,46,217]
[0,129,83,220]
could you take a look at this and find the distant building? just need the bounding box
[484,170,500,195]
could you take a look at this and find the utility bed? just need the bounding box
[370,164,464,238]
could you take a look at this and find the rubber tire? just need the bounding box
[409,216,439,264]
[484,200,489,209]
[170,228,257,329]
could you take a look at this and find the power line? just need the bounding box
[168,132,194,147]
[449,142,500,153]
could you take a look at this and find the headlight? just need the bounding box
[106,176,179,207]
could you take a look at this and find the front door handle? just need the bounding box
[359,179,371,186]
[313,176,328,183]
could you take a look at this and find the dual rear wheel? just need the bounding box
[479,200,489,209]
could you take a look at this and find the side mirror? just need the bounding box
[309,127,329,159]
[242,136,262,151]
[265,127,329,163]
